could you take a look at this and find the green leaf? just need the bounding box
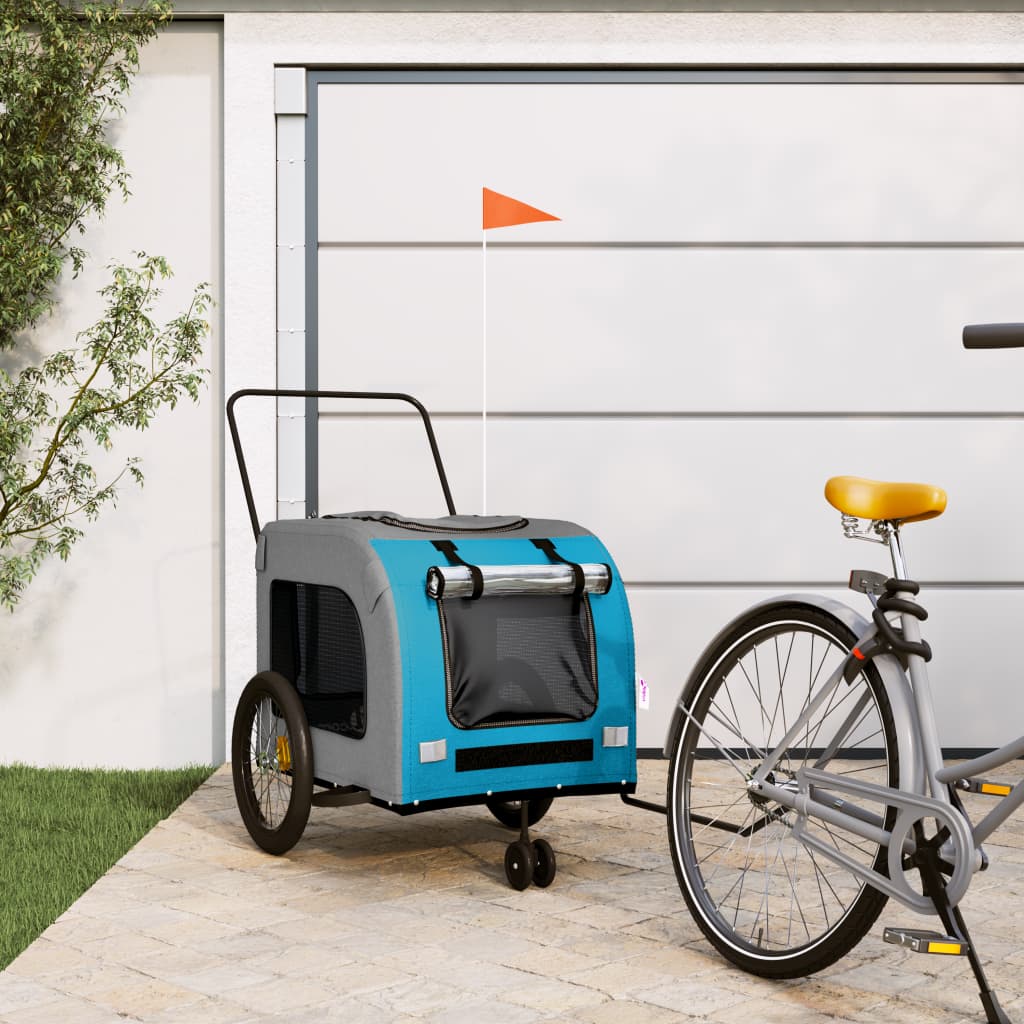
[0,0,171,350]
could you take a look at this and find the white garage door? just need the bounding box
[301,70,1024,751]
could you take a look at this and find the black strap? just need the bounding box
[531,538,586,611]
[431,540,484,599]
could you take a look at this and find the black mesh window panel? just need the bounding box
[439,593,598,729]
[270,580,367,739]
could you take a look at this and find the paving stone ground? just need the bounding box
[2,759,1022,1023]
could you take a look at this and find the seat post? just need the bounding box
[885,523,909,579]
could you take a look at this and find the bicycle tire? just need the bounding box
[667,603,899,978]
[231,671,313,855]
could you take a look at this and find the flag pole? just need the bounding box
[479,188,559,517]
[482,229,487,515]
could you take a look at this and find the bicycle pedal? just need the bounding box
[957,778,1014,798]
[883,927,968,956]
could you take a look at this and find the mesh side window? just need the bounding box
[439,594,598,729]
[271,580,367,739]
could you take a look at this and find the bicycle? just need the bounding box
[664,323,1024,1024]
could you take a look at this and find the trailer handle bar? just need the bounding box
[226,388,457,543]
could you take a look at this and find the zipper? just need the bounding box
[582,595,599,695]
[351,514,529,535]
[438,601,454,718]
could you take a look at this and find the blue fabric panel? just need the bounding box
[371,535,636,805]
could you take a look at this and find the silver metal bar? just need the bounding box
[935,734,1024,783]
[786,766,975,911]
[807,784,892,835]
[888,525,909,578]
[750,659,849,784]
[813,688,873,769]
[675,701,765,774]
[795,823,930,913]
[899,603,951,805]
[755,778,892,848]
[426,562,611,599]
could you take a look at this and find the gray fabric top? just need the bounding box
[263,512,592,543]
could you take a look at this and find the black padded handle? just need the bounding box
[963,323,1024,349]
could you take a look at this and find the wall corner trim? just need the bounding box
[275,67,307,115]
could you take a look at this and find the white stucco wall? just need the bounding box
[11,12,1024,770]
[0,23,223,769]
[223,11,1024,759]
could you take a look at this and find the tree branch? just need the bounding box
[6,466,129,538]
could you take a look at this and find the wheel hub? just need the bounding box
[746,768,797,808]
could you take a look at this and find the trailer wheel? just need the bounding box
[504,840,536,891]
[531,839,556,888]
[486,796,553,830]
[231,671,313,855]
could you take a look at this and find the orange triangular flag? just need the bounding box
[482,188,560,230]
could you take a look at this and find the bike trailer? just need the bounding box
[256,510,636,808]
[228,389,636,888]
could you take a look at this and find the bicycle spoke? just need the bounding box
[738,646,774,750]
[241,695,296,830]
[816,817,876,861]
[780,834,812,946]
[769,634,791,748]
[838,758,889,775]
[804,682,865,756]
[681,705,759,779]
[705,693,760,760]
[806,842,851,915]
[805,845,834,930]
[701,702,769,762]
[691,791,756,843]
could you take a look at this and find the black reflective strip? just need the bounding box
[455,739,593,773]
[431,539,483,599]
[531,537,586,611]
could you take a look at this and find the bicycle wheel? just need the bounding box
[667,603,899,978]
[231,671,313,855]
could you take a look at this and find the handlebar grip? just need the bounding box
[963,323,1024,349]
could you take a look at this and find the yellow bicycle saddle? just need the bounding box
[824,476,947,524]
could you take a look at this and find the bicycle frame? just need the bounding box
[735,535,1024,913]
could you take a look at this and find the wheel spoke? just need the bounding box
[232,675,311,855]
[705,690,765,763]
[691,790,755,843]
[737,650,771,747]
[680,705,758,779]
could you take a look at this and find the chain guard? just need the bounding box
[793,767,975,914]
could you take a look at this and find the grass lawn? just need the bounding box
[0,763,215,971]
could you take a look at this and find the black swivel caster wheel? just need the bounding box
[505,839,536,891]
[531,838,556,888]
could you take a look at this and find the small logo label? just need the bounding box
[637,675,650,711]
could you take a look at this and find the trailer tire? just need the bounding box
[531,838,556,888]
[505,840,536,890]
[231,671,313,855]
